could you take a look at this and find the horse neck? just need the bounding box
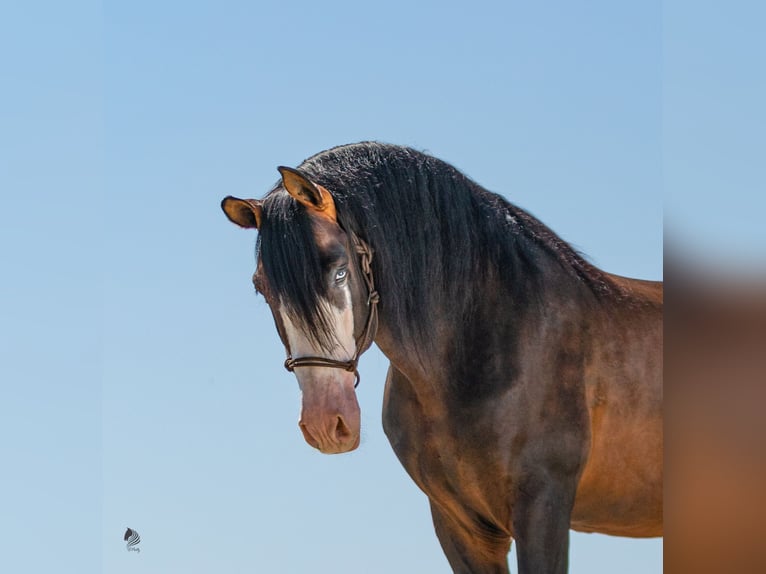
[369,242,608,386]
[338,169,623,380]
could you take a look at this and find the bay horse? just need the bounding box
[221,142,662,573]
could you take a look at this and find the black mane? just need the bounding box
[257,142,616,350]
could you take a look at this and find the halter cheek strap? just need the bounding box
[283,235,379,388]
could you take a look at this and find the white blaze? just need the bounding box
[279,285,355,383]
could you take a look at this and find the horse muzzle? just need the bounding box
[298,373,361,454]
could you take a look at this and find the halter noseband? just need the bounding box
[283,235,379,388]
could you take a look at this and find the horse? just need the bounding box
[221,142,662,573]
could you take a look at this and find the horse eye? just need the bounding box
[334,268,348,283]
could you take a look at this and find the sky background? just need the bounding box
[1,0,762,572]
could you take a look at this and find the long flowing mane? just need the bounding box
[257,142,618,350]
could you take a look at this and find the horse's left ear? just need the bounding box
[278,166,337,221]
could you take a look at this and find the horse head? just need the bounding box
[221,167,377,454]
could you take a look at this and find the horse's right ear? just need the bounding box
[221,196,262,229]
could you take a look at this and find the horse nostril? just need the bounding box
[299,422,319,449]
[334,416,351,441]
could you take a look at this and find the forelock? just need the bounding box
[256,190,339,350]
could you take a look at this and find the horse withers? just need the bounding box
[221,142,662,573]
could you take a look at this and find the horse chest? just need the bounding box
[383,369,513,528]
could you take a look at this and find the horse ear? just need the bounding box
[221,196,262,229]
[278,166,337,221]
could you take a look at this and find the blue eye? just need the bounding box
[334,268,347,283]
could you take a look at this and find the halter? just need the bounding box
[283,235,379,388]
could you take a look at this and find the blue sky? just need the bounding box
[2,0,760,572]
